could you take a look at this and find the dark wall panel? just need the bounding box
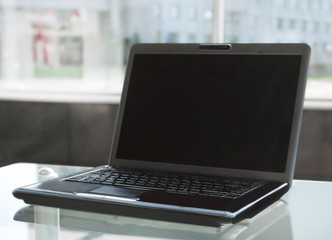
[0,101,69,166]
[68,103,118,166]
[295,110,332,181]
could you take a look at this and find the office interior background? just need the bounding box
[0,0,332,181]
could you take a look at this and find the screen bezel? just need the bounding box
[109,43,311,185]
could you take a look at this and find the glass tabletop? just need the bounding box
[1,163,332,240]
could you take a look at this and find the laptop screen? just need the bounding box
[115,53,302,173]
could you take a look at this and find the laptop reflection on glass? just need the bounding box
[13,43,310,226]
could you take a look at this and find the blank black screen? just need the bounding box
[116,54,302,173]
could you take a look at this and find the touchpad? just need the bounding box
[90,186,143,198]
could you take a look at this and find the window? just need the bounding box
[0,0,332,101]
[167,33,179,42]
[222,0,332,100]
[325,23,330,34]
[187,33,197,42]
[313,22,320,33]
[187,6,197,21]
[277,18,284,30]
[170,4,180,20]
[0,2,124,96]
[289,19,296,30]
[301,20,307,32]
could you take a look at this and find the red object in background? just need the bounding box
[33,25,49,64]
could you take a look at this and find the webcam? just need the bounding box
[198,44,232,50]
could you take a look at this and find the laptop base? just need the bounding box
[13,186,287,227]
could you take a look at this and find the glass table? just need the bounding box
[1,163,331,240]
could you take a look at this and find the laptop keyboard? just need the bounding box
[65,168,266,199]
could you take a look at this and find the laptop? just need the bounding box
[13,43,310,226]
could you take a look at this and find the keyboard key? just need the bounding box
[65,168,266,199]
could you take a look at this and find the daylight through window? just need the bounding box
[0,0,331,100]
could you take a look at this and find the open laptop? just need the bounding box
[13,43,310,226]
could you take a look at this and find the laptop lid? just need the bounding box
[109,43,310,185]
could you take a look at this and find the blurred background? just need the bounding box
[1,0,332,181]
